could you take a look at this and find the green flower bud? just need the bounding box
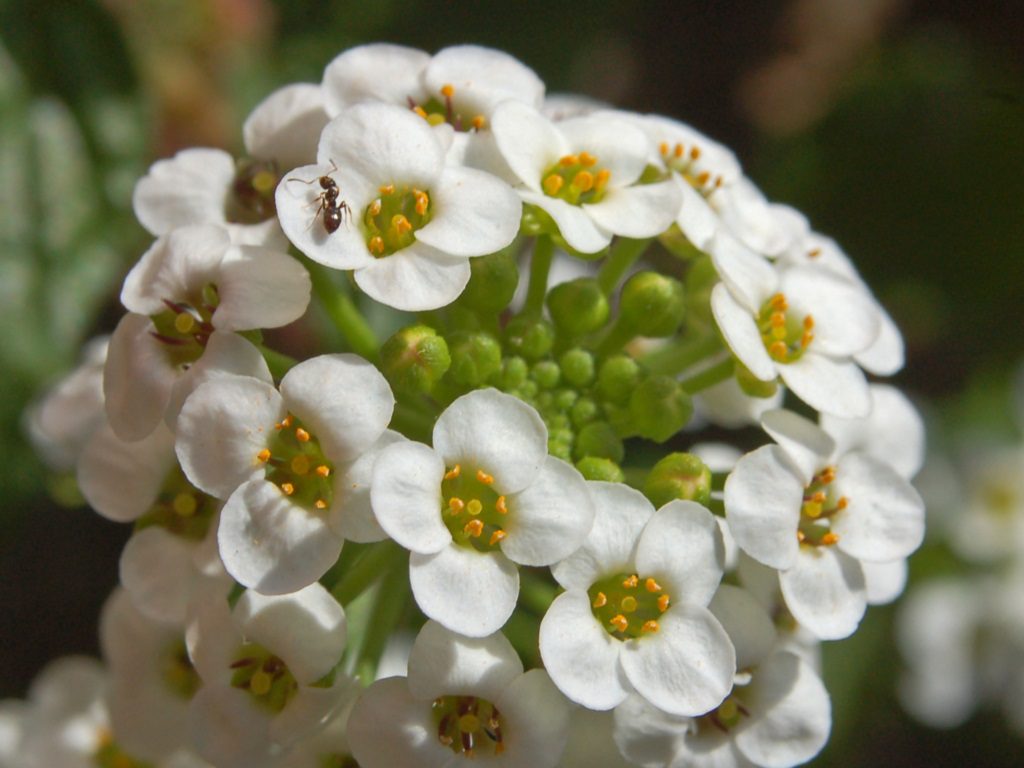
[549,439,572,462]
[546,278,609,336]
[735,360,779,398]
[629,375,693,442]
[457,248,519,315]
[570,396,598,427]
[549,413,571,432]
[574,421,624,463]
[531,360,561,389]
[554,388,578,411]
[576,456,625,483]
[504,315,555,360]
[644,453,712,508]
[560,348,595,388]
[448,332,502,387]
[380,325,450,393]
[517,379,539,400]
[618,271,686,337]
[597,354,640,405]
[499,356,529,390]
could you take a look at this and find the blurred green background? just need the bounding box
[1,0,1022,765]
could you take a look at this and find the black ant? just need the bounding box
[287,159,350,234]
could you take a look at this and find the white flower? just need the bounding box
[724,409,925,639]
[949,443,1024,563]
[540,486,735,716]
[276,102,521,310]
[176,354,394,594]
[243,83,329,173]
[710,176,802,258]
[371,388,593,637]
[710,233,881,417]
[185,584,349,768]
[491,101,681,253]
[347,621,571,768]
[559,707,633,768]
[693,375,784,430]
[104,224,309,441]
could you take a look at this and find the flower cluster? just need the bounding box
[14,42,925,768]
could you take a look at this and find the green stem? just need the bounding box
[678,357,734,394]
[306,260,380,361]
[257,344,298,379]
[522,236,554,317]
[642,332,723,376]
[355,552,410,684]
[330,541,401,607]
[597,237,650,295]
[519,569,558,615]
[593,315,636,358]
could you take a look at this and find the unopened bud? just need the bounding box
[734,360,779,398]
[629,375,693,442]
[574,421,624,463]
[597,355,640,406]
[380,325,450,393]
[645,452,712,508]
[547,278,609,336]
[448,332,502,387]
[457,249,519,315]
[560,348,595,387]
[504,316,555,360]
[576,456,625,483]
[619,271,686,337]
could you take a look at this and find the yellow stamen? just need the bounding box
[696,171,710,186]
[172,493,197,517]
[368,198,382,217]
[542,174,564,196]
[440,83,455,98]
[559,154,579,166]
[837,496,849,510]
[610,614,629,633]
[642,620,660,633]
[821,532,840,546]
[444,464,461,480]
[275,415,292,430]
[690,146,702,160]
[594,168,611,190]
[426,112,446,126]
[657,594,670,612]
[464,519,484,538]
[771,325,787,341]
[369,236,385,255]
[579,151,597,167]
[673,142,684,158]
[801,330,814,348]
[658,141,669,156]
[295,428,310,443]
[316,465,331,478]
[819,466,836,484]
[414,190,430,216]
[252,170,276,193]
[770,293,788,311]
[495,496,508,515]
[645,578,662,593]
[622,574,639,589]
[250,671,272,696]
[770,311,786,328]
[467,499,483,516]
[476,469,494,485]
[572,170,594,192]
[379,184,395,196]
[174,312,196,334]
[256,449,271,463]
[592,591,608,608]
[489,529,507,546]
[412,105,428,119]
[391,214,412,234]
[280,482,295,496]
[471,114,486,131]
[291,455,311,475]
[449,497,465,515]
[808,247,822,258]
[315,499,328,510]
[458,713,479,732]
[797,530,807,542]
[803,501,822,519]
[769,340,788,359]
[620,596,638,613]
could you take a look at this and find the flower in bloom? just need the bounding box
[176,353,394,594]
[372,388,593,637]
[276,102,521,311]
[724,408,925,639]
[104,224,311,441]
[539,486,735,716]
[347,620,571,768]
[710,232,881,417]
[491,101,681,254]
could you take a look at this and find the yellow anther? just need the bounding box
[250,670,272,696]
[412,105,428,119]
[579,151,597,167]
[642,620,660,634]
[295,428,310,443]
[457,713,479,732]
[811,491,827,504]
[769,293,788,311]
[414,189,430,215]
[369,236,385,255]
[476,469,494,485]
[542,174,564,196]
[803,315,815,330]
[489,529,507,546]
[559,154,579,167]
[256,448,272,463]
[690,146,702,160]
[495,496,508,515]
[594,168,611,190]
[819,466,836,484]
[445,464,461,480]
[572,170,594,192]
[172,493,197,517]
[610,614,629,633]
[837,496,849,510]
[440,83,455,98]
[769,340,788,359]
[426,112,446,127]
[464,519,484,538]
[645,578,662,593]
[803,501,822,519]
[821,532,840,546]
[280,482,295,496]
[174,312,196,334]
[657,594,670,612]
[620,596,638,613]
[368,198,382,217]
[801,330,814,348]
[379,184,395,195]
[714,176,723,188]
[471,114,486,131]
[315,499,328,510]
[770,311,786,328]
[622,574,639,589]
[291,455,311,475]
[658,141,669,156]
[673,142,684,158]
[592,592,608,608]
[797,530,807,542]
[316,465,331,478]
[808,247,822,258]
[696,171,711,186]
[391,214,412,234]
[467,499,483,516]
[448,497,465,515]
[439,734,453,746]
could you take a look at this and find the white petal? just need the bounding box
[235,582,346,684]
[132,149,236,236]
[584,179,680,239]
[119,527,201,624]
[832,452,925,562]
[636,501,724,607]
[863,559,908,605]
[694,377,784,430]
[213,245,311,331]
[187,685,273,768]
[424,45,546,115]
[321,43,430,117]
[558,115,648,186]
[855,302,904,375]
[243,82,327,170]
[121,225,229,314]
[715,177,793,257]
[710,284,775,382]
[735,652,831,768]
[269,685,347,748]
[280,353,394,462]
[724,445,803,570]
[612,694,687,768]
[779,354,870,418]
[781,267,879,357]
[501,457,594,566]
[346,678,451,768]
[676,178,719,251]
[708,585,777,672]
[415,166,521,257]
[409,545,519,638]
[218,479,342,595]
[104,313,178,442]
[760,408,834,486]
[186,592,242,683]
[354,244,472,311]
[779,547,865,640]
[619,604,735,717]
[407,620,522,702]
[495,670,572,768]
[175,375,283,499]
[370,440,449,554]
[520,190,612,254]
[432,388,547,494]
[710,231,777,312]
[78,422,175,522]
[538,590,629,710]
[491,100,565,191]
[334,429,405,543]
[552,482,654,590]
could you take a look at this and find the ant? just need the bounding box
[287,159,350,234]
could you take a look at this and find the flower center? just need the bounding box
[757,292,814,363]
[797,465,847,547]
[161,638,200,700]
[229,158,280,223]
[658,140,723,196]
[148,283,220,368]
[318,755,359,768]
[412,83,488,132]
[93,730,153,768]
[541,152,611,205]
[696,692,750,734]
[230,643,298,713]
[433,695,505,758]
[439,464,509,552]
[134,465,218,541]
[588,572,671,639]
[363,184,432,256]
[256,413,334,511]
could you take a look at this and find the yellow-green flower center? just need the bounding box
[230,643,298,713]
[433,695,505,758]
[658,140,723,196]
[135,465,218,541]
[541,152,611,205]
[149,282,220,368]
[696,691,750,734]
[757,292,814,363]
[161,638,201,699]
[412,83,488,133]
[798,465,847,548]
[93,732,153,768]
[363,184,432,257]
[588,571,671,640]
[257,413,334,512]
[439,464,509,553]
[229,158,280,223]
